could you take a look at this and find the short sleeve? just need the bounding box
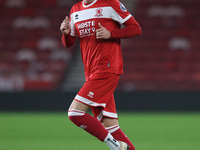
[110,0,132,24]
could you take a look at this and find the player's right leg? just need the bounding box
[68,100,125,150]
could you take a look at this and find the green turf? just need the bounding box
[0,112,199,150]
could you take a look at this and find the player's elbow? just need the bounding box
[61,34,75,48]
[136,24,142,36]
[128,24,142,37]
[138,25,142,35]
[61,41,71,48]
[64,42,73,48]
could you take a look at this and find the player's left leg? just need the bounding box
[98,94,135,150]
[102,117,136,150]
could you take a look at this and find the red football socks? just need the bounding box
[68,109,135,150]
[110,127,135,150]
[68,109,108,141]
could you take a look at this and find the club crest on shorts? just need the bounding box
[95,8,103,17]
[120,3,127,12]
[87,91,94,98]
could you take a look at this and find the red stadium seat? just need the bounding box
[118,0,200,91]
[0,0,73,91]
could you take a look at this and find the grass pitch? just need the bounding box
[0,112,199,150]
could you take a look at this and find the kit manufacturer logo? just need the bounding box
[87,91,94,98]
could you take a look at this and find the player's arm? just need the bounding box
[96,23,111,39]
[96,17,141,39]
[60,16,76,48]
[110,16,142,39]
[96,0,142,40]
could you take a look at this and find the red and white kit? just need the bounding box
[62,0,141,120]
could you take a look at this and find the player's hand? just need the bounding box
[60,16,71,35]
[96,23,111,39]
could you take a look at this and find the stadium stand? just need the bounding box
[0,0,199,92]
[0,0,74,91]
[118,0,200,91]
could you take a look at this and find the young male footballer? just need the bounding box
[60,0,142,149]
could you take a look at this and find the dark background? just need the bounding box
[1,91,200,111]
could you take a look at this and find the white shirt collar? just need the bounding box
[82,0,97,8]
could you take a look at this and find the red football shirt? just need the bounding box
[70,0,132,81]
